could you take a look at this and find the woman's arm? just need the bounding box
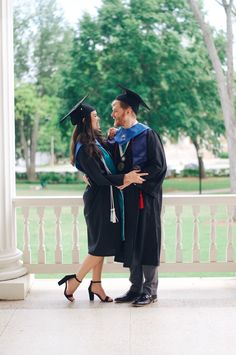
[77,146,147,187]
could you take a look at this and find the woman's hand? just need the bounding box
[124,170,148,184]
[82,174,91,186]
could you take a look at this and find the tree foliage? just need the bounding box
[14,0,227,180]
[60,0,225,168]
[187,0,236,192]
[14,0,73,179]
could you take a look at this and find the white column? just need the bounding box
[0,0,27,281]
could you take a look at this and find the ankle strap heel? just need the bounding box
[75,276,82,283]
[88,280,113,303]
[58,274,82,302]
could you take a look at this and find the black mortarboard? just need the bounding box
[60,95,95,125]
[116,84,150,114]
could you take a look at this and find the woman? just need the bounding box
[58,96,147,302]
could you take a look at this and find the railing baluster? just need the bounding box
[37,206,46,264]
[54,206,62,264]
[175,205,183,262]
[22,207,31,264]
[160,206,166,263]
[71,206,80,264]
[13,195,236,274]
[226,205,234,262]
[192,205,200,262]
[209,205,217,262]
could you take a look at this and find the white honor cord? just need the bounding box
[118,142,130,160]
[101,157,119,224]
[110,186,119,223]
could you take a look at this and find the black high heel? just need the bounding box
[88,281,113,302]
[58,274,82,302]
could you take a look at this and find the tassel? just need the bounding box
[110,208,118,223]
[139,191,144,209]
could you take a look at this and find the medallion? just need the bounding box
[117,162,125,171]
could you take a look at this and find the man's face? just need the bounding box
[111,101,127,127]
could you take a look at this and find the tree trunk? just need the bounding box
[192,139,206,178]
[187,0,236,193]
[28,114,40,181]
[19,115,39,181]
[19,120,30,177]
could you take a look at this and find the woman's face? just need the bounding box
[90,110,100,130]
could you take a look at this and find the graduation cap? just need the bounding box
[116,84,150,114]
[60,95,95,125]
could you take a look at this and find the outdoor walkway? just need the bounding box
[1,277,236,355]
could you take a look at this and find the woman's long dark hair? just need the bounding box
[70,113,107,166]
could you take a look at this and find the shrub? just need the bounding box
[217,152,229,159]
[181,168,199,177]
[206,168,229,177]
[16,171,81,184]
[16,172,28,181]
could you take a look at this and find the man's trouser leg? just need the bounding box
[129,264,143,294]
[143,265,159,296]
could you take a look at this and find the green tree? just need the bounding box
[14,0,73,180]
[59,12,102,140]
[15,84,49,179]
[13,1,34,83]
[188,0,236,193]
[60,0,224,173]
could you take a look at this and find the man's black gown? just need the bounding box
[76,145,124,256]
[109,129,167,267]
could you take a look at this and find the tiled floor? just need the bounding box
[1,277,236,355]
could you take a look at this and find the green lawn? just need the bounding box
[16,182,85,195]
[16,176,230,196]
[163,177,230,192]
[15,177,235,279]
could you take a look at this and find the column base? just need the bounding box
[0,274,33,300]
[0,249,27,281]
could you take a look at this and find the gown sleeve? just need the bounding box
[137,130,167,197]
[77,145,124,187]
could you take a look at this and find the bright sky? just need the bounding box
[58,0,235,58]
[59,0,228,30]
[59,0,102,23]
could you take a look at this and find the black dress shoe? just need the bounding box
[132,293,157,307]
[115,290,140,303]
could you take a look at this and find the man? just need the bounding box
[108,85,167,307]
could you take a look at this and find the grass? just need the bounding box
[16,176,230,196]
[16,183,85,196]
[163,177,230,192]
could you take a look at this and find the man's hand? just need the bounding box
[107,127,118,139]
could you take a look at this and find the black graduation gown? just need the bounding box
[76,145,124,256]
[109,129,167,267]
